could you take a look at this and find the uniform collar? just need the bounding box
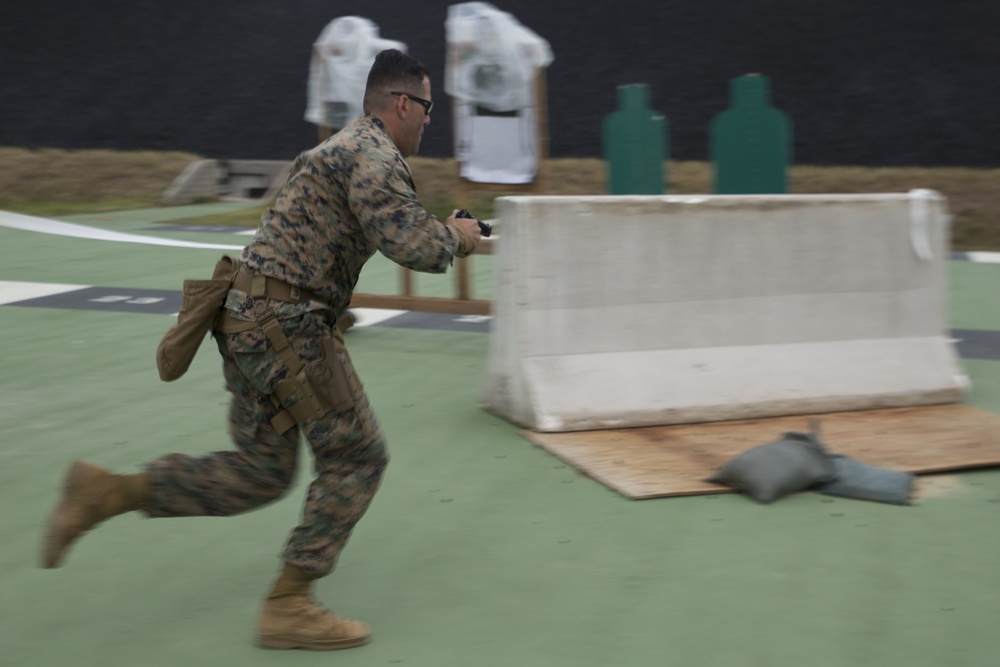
[364,114,392,142]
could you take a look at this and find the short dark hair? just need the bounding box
[363,49,431,113]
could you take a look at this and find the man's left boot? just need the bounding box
[41,460,149,568]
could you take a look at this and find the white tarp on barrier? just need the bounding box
[306,17,407,130]
[445,2,552,184]
[482,192,968,432]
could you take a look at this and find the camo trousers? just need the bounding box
[145,310,388,577]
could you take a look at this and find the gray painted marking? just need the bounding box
[951,329,1000,362]
[11,287,181,315]
[6,285,493,333]
[4,286,485,329]
[375,311,491,334]
[6,285,1000,360]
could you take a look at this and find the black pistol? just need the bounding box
[456,209,492,238]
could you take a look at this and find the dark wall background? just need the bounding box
[2,0,998,166]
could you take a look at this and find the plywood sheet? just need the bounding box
[522,404,1000,500]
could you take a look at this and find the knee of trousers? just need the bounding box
[315,445,389,476]
[243,458,299,505]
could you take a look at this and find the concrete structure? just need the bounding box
[162,159,290,204]
[482,191,968,432]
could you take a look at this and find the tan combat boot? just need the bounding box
[41,460,149,568]
[257,563,371,650]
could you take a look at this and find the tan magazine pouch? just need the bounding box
[267,324,361,435]
[156,256,236,382]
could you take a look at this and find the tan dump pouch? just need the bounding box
[269,329,358,436]
[156,256,236,382]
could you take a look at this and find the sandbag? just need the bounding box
[815,454,916,505]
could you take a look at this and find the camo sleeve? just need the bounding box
[348,150,461,274]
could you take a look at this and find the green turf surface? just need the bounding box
[2,205,1000,666]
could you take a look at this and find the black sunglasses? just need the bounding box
[389,91,433,115]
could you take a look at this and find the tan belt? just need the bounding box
[230,270,325,305]
[215,270,330,334]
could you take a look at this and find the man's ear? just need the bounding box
[394,95,409,118]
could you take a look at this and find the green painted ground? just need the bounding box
[2,207,999,667]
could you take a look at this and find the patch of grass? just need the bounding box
[789,164,1000,250]
[0,147,198,216]
[1,148,997,250]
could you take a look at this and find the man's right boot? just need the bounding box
[41,460,149,568]
[257,563,371,650]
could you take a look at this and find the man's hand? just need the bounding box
[445,209,481,257]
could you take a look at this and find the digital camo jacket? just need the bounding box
[233,113,463,318]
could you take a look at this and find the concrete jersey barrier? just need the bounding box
[481,191,968,432]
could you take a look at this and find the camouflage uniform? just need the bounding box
[145,114,466,577]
